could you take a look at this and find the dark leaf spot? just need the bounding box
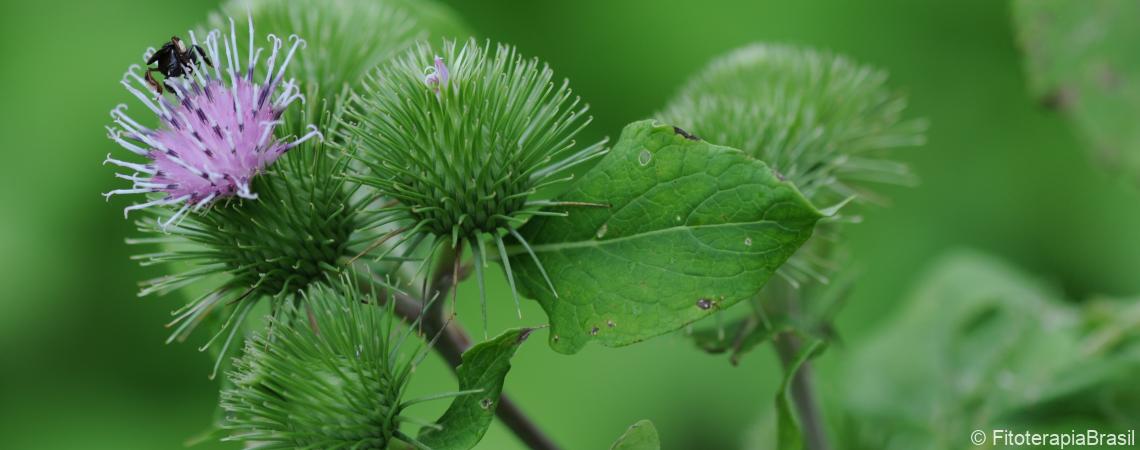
[517,327,535,343]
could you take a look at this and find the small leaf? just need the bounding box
[1013,0,1140,180]
[690,315,777,365]
[776,337,824,450]
[511,120,823,354]
[418,327,534,450]
[610,419,661,450]
[691,267,855,364]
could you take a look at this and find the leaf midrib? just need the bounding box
[507,220,790,255]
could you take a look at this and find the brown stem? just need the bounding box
[371,246,561,450]
[774,332,830,450]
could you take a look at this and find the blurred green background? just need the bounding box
[3,0,1139,449]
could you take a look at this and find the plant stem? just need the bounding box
[370,246,562,450]
[774,332,830,450]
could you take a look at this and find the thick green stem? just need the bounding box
[774,332,830,450]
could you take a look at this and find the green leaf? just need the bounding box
[510,120,823,354]
[610,419,661,450]
[1013,0,1140,180]
[776,337,823,450]
[418,327,534,450]
[691,315,777,366]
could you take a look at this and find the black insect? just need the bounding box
[145,36,212,95]
[672,126,701,141]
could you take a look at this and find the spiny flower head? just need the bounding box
[214,0,447,128]
[348,39,604,240]
[659,43,926,289]
[131,104,372,378]
[221,279,462,448]
[659,43,926,208]
[105,16,320,230]
[345,39,606,321]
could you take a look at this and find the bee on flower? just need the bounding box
[100,16,368,380]
[104,16,321,231]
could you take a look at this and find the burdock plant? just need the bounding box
[100,3,929,450]
[345,39,607,324]
[106,17,369,376]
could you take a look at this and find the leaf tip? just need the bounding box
[818,196,856,217]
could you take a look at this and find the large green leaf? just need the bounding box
[510,120,823,354]
[418,328,533,450]
[1013,0,1140,180]
[610,419,661,450]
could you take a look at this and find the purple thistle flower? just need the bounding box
[104,17,321,230]
[423,55,449,95]
[434,55,450,86]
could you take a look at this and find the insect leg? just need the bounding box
[144,69,165,95]
[194,45,214,67]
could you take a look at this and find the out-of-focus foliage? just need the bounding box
[836,251,1140,450]
[1013,0,1140,182]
